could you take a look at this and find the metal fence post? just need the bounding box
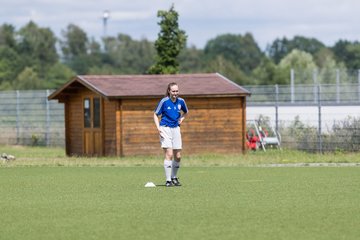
[317,85,323,153]
[16,90,20,144]
[291,68,295,103]
[358,69,360,103]
[45,89,51,146]
[313,69,317,103]
[336,69,340,103]
[275,84,279,133]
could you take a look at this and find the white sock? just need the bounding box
[164,160,172,182]
[171,160,180,179]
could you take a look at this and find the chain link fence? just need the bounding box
[246,83,360,152]
[0,83,359,152]
[0,90,64,147]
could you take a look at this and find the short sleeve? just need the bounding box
[181,99,188,113]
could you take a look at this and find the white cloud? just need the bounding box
[1,0,360,49]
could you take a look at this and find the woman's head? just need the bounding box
[165,82,179,99]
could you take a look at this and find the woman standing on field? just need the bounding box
[153,82,188,187]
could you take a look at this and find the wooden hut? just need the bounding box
[48,73,251,156]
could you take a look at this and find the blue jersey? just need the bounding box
[154,97,188,128]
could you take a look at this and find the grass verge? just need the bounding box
[1,145,360,167]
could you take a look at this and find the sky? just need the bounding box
[1,0,360,50]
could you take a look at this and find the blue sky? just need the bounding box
[1,0,359,50]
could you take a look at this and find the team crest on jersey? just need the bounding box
[178,104,181,110]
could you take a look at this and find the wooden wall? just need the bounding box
[64,89,246,156]
[182,97,245,154]
[118,96,246,156]
[103,100,117,156]
[119,99,159,156]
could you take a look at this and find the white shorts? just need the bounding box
[159,126,182,149]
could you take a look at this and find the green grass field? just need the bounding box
[1,145,359,239]
[1,166,359,240]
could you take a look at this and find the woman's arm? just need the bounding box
[153,112,161,132]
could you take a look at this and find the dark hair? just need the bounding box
[165,82,178,97]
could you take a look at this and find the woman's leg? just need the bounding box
[171,150,181,186]
[163,148,173,185]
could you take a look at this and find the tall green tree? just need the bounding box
[148,5,187,74]
[178,45,205,73]
[13,67,42,89]
[60,24,88,59]
[332,40,360,70]
[267,36,326,64]
[17,21,58,76]
[0,24,19,85]
[275,49,317,84]
[204,33,263,74]
[60,24,93,74]
[44,62,75,88]
[0,24,16,48]
[102,34,155,74]
[0,47,21,84]
[251,57,277,85]
[317,56,348,84]
[206,55,251,85]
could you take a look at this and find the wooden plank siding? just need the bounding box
[120,99,159,156]
[103,99,117,156]
[63,90,246,156]
[182,97,244,154]
[117,97,245,156]
[66,93,83,155]
[115,101,122,156]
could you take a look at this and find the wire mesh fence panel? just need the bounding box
[0,82,360,152]
[246,82,360,152]
[0,90,65,147]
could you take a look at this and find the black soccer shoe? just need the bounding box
[165,181,174,187]
[171,178,181,186]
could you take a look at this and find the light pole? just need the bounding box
[102,10,110,38]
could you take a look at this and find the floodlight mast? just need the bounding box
[102,10,110,38]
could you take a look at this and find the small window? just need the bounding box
[84,98,91,128]
[93,98,101,128]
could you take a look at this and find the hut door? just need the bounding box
[83,97,103,156]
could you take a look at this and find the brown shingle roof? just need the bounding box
[48,73,250,100]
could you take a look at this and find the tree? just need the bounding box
[204,33,263,74]
[60,24,93,74]
[251,57,277,85]
[0,24,20,84]
[103,34,155,74]
[45,62,75,88]
[332,40,360,70]
[60,24,89,60]
[316,51,348,84]
[267,36,326,64]
[148,5,187,74]
[0,23,16,48]
[275,49,317,84]
[313,48,335,69]
[0,46,21,84]
[17,21,58,76]
[13,67,42,89]
[206,55,251,85]
[178,45,205,73]
[266,37,290,64]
